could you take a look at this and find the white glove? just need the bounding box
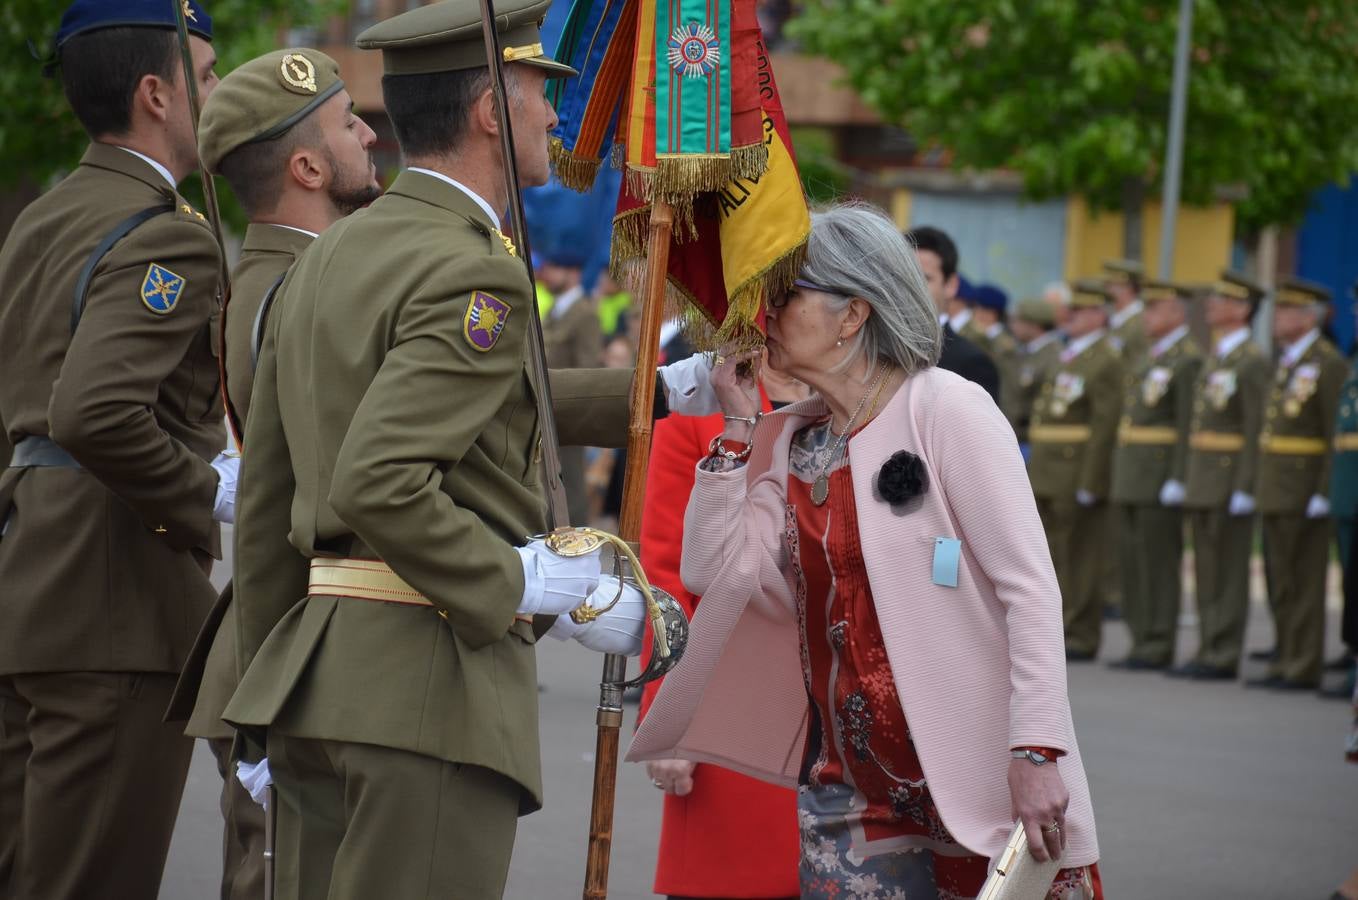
[657,353,719,417]
[211,451,239,524]
[1306,494,1331,519]
[1159,480,1186,507]
[1075,489,1097,507]
[235,758,272,810]
[1228,491,1256,517]
[545,575,647,656]
[514,539,603,616]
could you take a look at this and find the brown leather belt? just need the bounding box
[308,558,533,623]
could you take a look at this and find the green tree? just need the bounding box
[790,0,1358,243]
[0,0,339,221]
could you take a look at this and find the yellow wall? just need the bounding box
[1064,197,1235,284]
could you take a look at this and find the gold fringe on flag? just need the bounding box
[729,141,769,183]
[548,137,604,193]
[652,154,734,202]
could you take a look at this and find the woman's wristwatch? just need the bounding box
[1011,747,1058,766]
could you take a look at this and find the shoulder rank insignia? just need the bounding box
[492,228,518,258]
[141,263,185,315]
[463,291,511,352]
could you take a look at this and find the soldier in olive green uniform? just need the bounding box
[1104,259,1149,362]
[0,4,233,898]
[1109,282,1203,668]
[970,283,1024,428]
[1248,277,1348,689]
[1010,298,1063,448]
[1174,272,1271,679]
[162,48,382,900]
[220,3,713,896]
[1028,278,1125,658]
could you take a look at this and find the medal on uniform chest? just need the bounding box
[1142,366,1172,407]
[1284,398,1302,418]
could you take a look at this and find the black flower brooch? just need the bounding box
[876,450,928,508]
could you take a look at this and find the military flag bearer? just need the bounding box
[0,3,234,898]
[1248,278,1347,690]
[163,47,382,900]
[1028,278,1124,660]
[1109,281,1202,669]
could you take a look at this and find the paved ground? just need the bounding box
[160,539,1357,899]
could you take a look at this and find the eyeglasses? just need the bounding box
[770,278,848,309]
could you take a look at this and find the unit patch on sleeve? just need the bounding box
[140,263,185,315]
[463,291,512,352]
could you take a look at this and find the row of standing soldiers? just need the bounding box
[957,261,1353,693]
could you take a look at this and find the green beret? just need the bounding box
[199,48,344,174]
[1070,277,1110,309]
[356,0,576,78]
[1015,298,1056,327]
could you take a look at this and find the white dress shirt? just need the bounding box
[117,147,176,188]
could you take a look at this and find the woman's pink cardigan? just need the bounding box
[628,366,1099,866]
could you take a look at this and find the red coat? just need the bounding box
[638,399,800,899]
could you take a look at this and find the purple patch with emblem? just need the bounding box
[463,290,512,352]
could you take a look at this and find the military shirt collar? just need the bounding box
[241,222,317,255]
[115,146,176,189]
[1063,328,1105,361]
[948,308,973,332]
[1279,328,1320,369]
[551,284,585,319]
[406,167,500,230]
[1150,324,1188,359]
[1026,330,1061,354]
[1215,326,1250,359]
[1110,300,1143,329]
[984,322,1005,341]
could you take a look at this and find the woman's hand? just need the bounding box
[645,758,697,796]
[711,348,762,440]
[1008,758,1069,862]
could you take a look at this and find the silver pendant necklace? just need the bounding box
[811,363,888,506]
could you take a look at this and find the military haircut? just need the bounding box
[383,65,516,158]
[904,225,959,279]
[59,26,179,139]
[218,113,325,218]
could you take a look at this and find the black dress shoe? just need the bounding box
[1189,665,1237,681]
[1324,654,1355,672]
[1244,674,1285,689]
[1065,649,1096,662]
[1166,661,1205,678]
[1247,647,1278,662]
[1108,657,1168,671]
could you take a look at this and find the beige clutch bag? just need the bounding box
[976,823,1062,900]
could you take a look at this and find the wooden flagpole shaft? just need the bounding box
[582,198,675,899]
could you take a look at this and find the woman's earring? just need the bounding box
[836,338,844,347]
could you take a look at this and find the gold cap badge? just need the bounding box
[280,52,318,94]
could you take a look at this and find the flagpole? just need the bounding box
[582,197,673,899]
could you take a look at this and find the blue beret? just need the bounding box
[57,0,212,49]
[955,275,978,303]
[973,284,1009,313]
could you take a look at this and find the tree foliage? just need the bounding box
[790,0,1358,231]
[0,0,340,193]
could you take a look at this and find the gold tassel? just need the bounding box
[609,206,651,270]
[653,154,733,199]
[548,138,602,193]
[729,142,769,183]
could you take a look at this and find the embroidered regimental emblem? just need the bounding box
[182,0,197,22]
[280,53,317,94]
[463,291,511,352]
[667,22,721,79]
[140,263,185,315]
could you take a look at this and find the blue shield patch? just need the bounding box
[141,263,185,315]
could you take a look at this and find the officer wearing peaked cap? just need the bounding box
[1028,278,1124,659]
[1248,277,1347,690]
[1010,297,1063,449]
[1173,271,1271,680]
[0,2,234,898]
[162,46,381,900]
[1109,281,1202,670]
[1104,259,1149,362]
[219,2,718,896]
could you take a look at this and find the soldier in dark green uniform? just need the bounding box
[1173,272,1271,679]
[220,2,715,896]
[1248,277,1347,690]
[0,3,232,898]
[1028,278,1124,659]
[1010,297,1063,449]
[1109,281,1203,669]
[163,47,382,900]
[971,283,1024,428]
[1104,259,1149,362]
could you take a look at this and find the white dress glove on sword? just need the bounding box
[546,575,647,656]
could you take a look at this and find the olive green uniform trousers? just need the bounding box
[1261,513,1331,685]
[0,672,192,900]
[1117,504,1184,665]
[1187,510,1255,671]
[268,733,521,900]
[1037,498,1106,656]
[208,737,266,900]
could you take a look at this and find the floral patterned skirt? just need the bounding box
[797,783,1096,900]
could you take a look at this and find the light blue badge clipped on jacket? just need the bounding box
[932,537,962,588]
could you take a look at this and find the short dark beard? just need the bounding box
[324,146,382,215]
